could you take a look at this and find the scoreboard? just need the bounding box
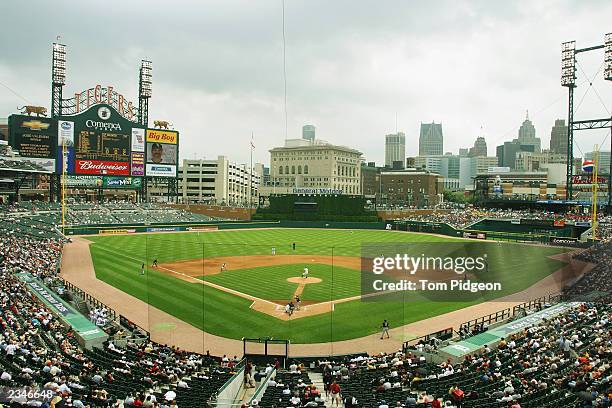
[7,115,57,173]
[9,103,178,178]
[55,104,178,177]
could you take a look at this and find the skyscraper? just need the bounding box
[419,122,443,156]
[385,132,406,168]
[549,119,568,155]
[469,136,487,157]
[517,111,541,153]
[302,124,316,142]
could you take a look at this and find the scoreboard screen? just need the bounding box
[75,131,130,161]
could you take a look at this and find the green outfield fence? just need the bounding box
[63,217,590,246]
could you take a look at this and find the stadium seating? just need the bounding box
[0,207,610,407]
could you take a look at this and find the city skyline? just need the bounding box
[1,1,611,167]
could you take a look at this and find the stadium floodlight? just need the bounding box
[561,41,576,87]
[139,60,153,98]
[52,43,66,85]
[604,33,612,81]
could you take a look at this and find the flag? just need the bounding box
[250,136,255,150]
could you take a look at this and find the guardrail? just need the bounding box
[402,327,454,353]
[210,358,246,408]
[459,293,562,338]
[248,368,276,405]
[511,293,563,317]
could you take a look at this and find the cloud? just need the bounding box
[1,0,611,167]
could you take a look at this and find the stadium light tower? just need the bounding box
[605,33,612,81]
[138,60,153,127]
[561,41,576,199]
[51,42,67,118]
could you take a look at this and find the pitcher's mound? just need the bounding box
[287,277,322,284]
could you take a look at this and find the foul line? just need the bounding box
[92,244,280,308]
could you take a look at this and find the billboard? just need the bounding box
[63,175,142,189]
[8,115,57,160]
[145,129,178,177]
[131,128,145,152]
[103,176,142,189]
[75,159,129,175]
[131,152,145,176]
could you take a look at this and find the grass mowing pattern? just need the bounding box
[87,229,568,343]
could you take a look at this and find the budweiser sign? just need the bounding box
[76,160,129,176]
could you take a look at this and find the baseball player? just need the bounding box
[380,319,390,339]
[294,295,301,311]
[302,267,309,279]
[140,263,145,276]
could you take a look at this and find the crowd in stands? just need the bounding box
[268,301,608,408]
[0,224,232,407]
[399,206,612,239]
[566,240,612,301]
[0,200,224,231]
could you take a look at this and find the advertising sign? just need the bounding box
[145,129,178,177]
[76,160,129,175]
[549,236,578,244]
[146,129,178,144]
[146,163,177,177]
[131,128,145,152]
[64,175,103,188]
[103,176,142,189]
[58,120,75,147]
[463,231,487,240]
[131,152,145,176]
[8,115,57,159]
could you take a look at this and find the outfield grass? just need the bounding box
[87,228,568,343]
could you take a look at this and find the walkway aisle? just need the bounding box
[308,371,343,408]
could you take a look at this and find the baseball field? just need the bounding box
[85,228,571,344]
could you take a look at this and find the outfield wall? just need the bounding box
[63,220,388,235]
[64,217,588,246]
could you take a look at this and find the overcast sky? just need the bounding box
[1,0,611,166]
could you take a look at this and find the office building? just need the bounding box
[177,156,261,205]
[496,140,536,169]
[419,122,443,156]
[517,112,541,153]
[302,124,316,142]
[468,136,487,157]
[549,119,568,155]
[384,132,406,168]
[380,170,443,207]
[268,138,362,195]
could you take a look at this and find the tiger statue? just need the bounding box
[153,120,172,129]
[18,106,48,117]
